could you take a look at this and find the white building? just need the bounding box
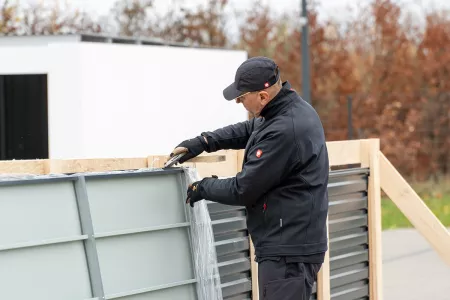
[0,33,248,160]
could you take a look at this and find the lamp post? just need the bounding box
[301,0,311,105]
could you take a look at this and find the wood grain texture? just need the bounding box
[361,139,383,300]
[380,151,450,267]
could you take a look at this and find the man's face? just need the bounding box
[235,91,268,117]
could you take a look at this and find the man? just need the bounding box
[169,56,329,299]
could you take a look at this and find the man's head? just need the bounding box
[223,56,282,117]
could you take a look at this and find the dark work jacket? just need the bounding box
[199,81,330,259]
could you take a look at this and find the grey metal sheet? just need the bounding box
[0,241,92,300]
[330,250,369,271]
[221,278,252,298]
[85,173,186,234]
[0,169,201,300]
[106,283,197,300]
[207,201,244,214]
[220,271,251,284]
[329,196,368,215]
[324,168,370,300]
[0,174,76,186]
[209,209,246,221]
[0,181,82,246]
[332,284,369,300]
[212,216,247,235]
[214,230,249,243]
[331,266,369,288]
[75,176,105,298]
[328,214,368,233]
[330,232,368,251]
[218,257,251,277]
[208,197,252,300]
[331,262,368,277]
[215,237,249,257]
[95,226,196,297]
[224,295,252,300]
[217,251,249,263]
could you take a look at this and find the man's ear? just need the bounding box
[259,91,270,104]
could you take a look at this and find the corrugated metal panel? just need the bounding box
[207,201,252,300]
[0,169,202,300]
[208,168,369,300]
[328,168,370,300]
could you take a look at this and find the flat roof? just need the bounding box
[0,32,237,51]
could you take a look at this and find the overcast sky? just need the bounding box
[30,0,450,20]
[25,0,450,39]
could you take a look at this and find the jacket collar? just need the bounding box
[259,81,294,120]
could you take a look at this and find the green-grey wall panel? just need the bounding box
[84,173,186,234]
[0,180,81,245]
[116,284,197,300]
[0,170,199,300]
[0,241,92,299]
[96,228,195,297]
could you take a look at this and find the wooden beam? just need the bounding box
[249,238,259,300]
[147,154,226,168]
[0,159,48,175]
[0,155,226,175]
[316,217,331,300]
[48,158,148,174]
[380,151,450,266]
[0,139,366,174]
[361,139,383,300]
[326,140,362,167]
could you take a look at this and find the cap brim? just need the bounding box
[223,82,242,101]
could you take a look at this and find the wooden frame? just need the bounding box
[2,138,450,300]
[380,152,450,266]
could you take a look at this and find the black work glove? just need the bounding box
[186,180,203,207]
[186,175,217,208]
[170,136,208,164]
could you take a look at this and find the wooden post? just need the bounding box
[236,150,260,300]
[361,139,383,300]
[316,217,331,300]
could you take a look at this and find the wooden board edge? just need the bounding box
[0,155,227,175]
[317,217,331,300]
[249,237,259,300]
[361,139,383,300]
[326,139,362,167]
[0,159,48,175]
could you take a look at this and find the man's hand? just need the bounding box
[185,175,217,208]
[170,136,208,164]
[186,181,203,207]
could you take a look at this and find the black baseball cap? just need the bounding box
[223,56,280,101]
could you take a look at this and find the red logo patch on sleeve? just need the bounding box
[256,149,263,158]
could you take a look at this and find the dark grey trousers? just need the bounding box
[258,257,322,300]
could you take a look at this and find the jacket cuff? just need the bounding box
[199,176,217,198]
[200,132,219,152]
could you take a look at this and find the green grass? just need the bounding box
[381,194,450,230]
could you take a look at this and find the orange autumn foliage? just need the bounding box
[1,0,449,181]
